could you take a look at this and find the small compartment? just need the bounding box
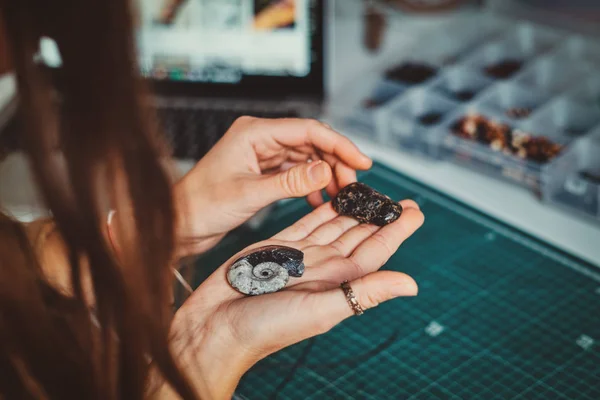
[542,131,600,222]
[525,97,600,138]
[553,35,600,65]
[382,44,450,86]
[359,79,407,110]
[463,41,531,80]
[413,22,504,67]
[329,76,408,141]
[382,15,514,86]
[416,36,472,66]
[568,75,600,109]
[501,23,561,56]
[383,61,439,86]
[386,88,460,158]
[441,105,571,189]
[513,55,593,95]
[442,12,509,49]
[431,65,495,103]
[476,82,549,120]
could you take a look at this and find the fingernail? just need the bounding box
[308,161,329,184]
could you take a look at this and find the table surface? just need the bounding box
[185,162,600,400]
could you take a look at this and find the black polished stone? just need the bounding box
[332,182,402,226]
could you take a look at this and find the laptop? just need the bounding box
[136,0,326,160]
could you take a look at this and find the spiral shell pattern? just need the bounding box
[226,245,305,296]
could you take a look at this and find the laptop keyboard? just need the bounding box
[157,106,299,160]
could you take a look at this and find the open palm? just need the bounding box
[171,199,424,399]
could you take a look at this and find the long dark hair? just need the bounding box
[0,0,196,398]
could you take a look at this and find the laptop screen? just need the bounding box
[136,0,320,85]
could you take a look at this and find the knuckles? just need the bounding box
[225,115,258,138]
[232,115,257,127]
[226,117,330,140]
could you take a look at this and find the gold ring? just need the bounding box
[340,281,365,316]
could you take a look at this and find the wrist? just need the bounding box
[172,181,222,258]
[169,307,253,399]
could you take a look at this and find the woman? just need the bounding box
[0,1,424,399]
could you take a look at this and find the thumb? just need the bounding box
[258,160,333,204]
[311,271,418,334]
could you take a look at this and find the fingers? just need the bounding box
[228,271,417,357]
[242,118,366,207]
[303,215,359,245]
[306,190,325,208]
[259,153,291,171]
[272,201,339,241]
[248,118,372,171]
[258,150,316,171]
[299,200,422,283]
[334,162,358,189]
[311,271,418,333]
[329,200,419,256]
[350,205,424,271]
[303,199,418,249]
[320,153,358,192]
[324,177,339,200]
[312,161,356,209]
[255,160,333,205]
[288,150,315,163]
[328,223,380,257]
[275,197,421,250]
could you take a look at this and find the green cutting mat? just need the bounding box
[183,162,600,400]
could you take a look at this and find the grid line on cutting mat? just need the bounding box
[193,162,600,399]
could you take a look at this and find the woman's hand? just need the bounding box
[173,117,373,257]
[169,199,424,399]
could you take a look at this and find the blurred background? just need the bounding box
[1,0,599,272]
[324,0,600,262]
[1,1,598,266]
[1,2,600,399]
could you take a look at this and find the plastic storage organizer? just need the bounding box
[330,16,600,223]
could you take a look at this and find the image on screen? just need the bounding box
[135,0,312,83]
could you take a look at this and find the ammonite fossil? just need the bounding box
[227,245,305,296]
